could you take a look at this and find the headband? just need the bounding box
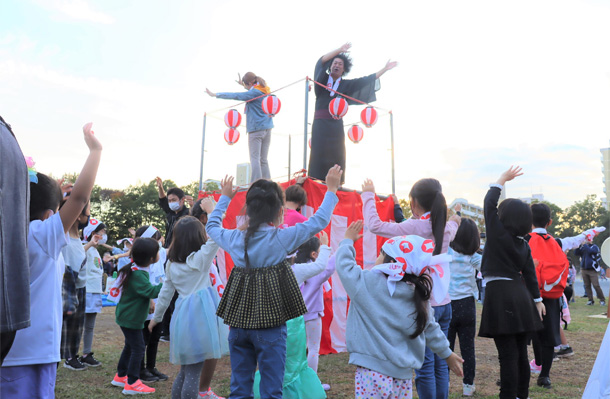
[141,225,158,239]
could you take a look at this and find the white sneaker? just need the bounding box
[463,383,475,396]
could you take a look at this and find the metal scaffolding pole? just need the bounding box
[198,113,207,192]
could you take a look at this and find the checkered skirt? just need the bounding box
[216,260,307,329]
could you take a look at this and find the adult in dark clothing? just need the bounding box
[308,43,397,182]
[155,177,191,341]
[155,177,191,248]
[575,241,606,306]
[0,116,30,365]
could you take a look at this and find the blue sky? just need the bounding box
[1,0,609,208]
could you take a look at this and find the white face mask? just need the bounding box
[169,201,181,211]
[98,234,108,245]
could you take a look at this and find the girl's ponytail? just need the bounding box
[430,190,447,255]
[402,273,432,338]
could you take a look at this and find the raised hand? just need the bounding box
[345,220,364,242]
[361,179,375,194]
[205,88,217,97]
[496,166,523,186]
[155,177,163,189]
[83,122,102,152]
[340,42,352,53]
[325,165,343,193]
[220,175,236,199]
[201,197,216,214]
[318,230,329,246]
[385,60,398,71]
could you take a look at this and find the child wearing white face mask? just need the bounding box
[80,219,107,367]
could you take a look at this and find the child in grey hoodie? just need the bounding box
[335,221,464,399]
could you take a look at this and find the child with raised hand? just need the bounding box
[478,166,545,399]
[148,208,228,399]
[79,218,107,367]
[446,218,481,397]
[361,178,460,399]
[111,238,163,395]
[336,220,463,399]
[1,122,102,399]
[206,165,342,399]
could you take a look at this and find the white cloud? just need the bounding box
[35,0,114,24]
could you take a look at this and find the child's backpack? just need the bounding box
[528,233,569,299]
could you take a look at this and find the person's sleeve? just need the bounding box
[216,90,261,102]
[205,195,241,252]
[111,247,123,255]
[574,246,583,256]
[188,239,220,273]
[423,305,452,359]
[559,234,587,252]
[159,196,171,214]
[393,204,405,223]
[32,212,69,259]
[362,191,410,238]
[483,186,507,239]
[292,245,331,285]
[592,245,600,255]
[276,192,338,252]
[444,220,459,246]
[152,273,175,323]
[134,272,163,299]
[470,252,482,271]
[521,248,541,299]
[335,239,365,300]
[314,57,327,83]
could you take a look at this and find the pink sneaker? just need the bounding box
[122,379,155,395]
[199,388,225,398]
[111,374,128,387]
[529,359,541,374]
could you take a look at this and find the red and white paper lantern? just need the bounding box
[224,128,240,145]
[360,106,378,128]
[224,109,242,128]
[262,95,281,117]
[329,98,348,120]
[347,125,364,144]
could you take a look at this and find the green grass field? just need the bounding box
[55,298,608,398]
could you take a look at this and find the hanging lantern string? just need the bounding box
[307,77,391,113]
[207,77,307,115]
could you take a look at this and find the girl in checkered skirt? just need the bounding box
[206,166,342,399]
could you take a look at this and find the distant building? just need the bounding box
[236,163,251,186]
[602,142,610,210]
[518,193,545,204]
[449,198,484,223]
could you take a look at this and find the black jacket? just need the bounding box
[159,197,190,248]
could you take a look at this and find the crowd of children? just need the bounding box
[1,111,608,399]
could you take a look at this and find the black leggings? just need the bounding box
[447,296,476,385]
[118,327,145,385]
[142,320,163,370]
[493,333,530,399]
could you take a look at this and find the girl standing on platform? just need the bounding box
[206,165,342,399]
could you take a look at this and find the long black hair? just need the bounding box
[295,236,321,264]
[383,251,432,339]
[167,216,206,263]
[450,218,480,256]
[117,237,159,290]
[409,178,447,255]
[244,179,285,271]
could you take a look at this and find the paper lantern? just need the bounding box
[224,128,240,145]
[262,95,281,117]
[360,106,378,127]
[224,109,242,128]
[347,125,364,144]
[329,98,348,120]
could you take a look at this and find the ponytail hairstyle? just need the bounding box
[244,179,285,271]
[167,216,207,263]
[285,184,308,208]
[295,236,321,264]
[29,172,63,222]
[242,72,267,89]
[382,251,432,339]
[450,218,480,256]
[409,178,447,255]
[117,237,159,290]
